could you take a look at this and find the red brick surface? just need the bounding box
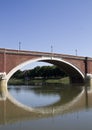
[0,48,92,76]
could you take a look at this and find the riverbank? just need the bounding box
[8,77,70,86]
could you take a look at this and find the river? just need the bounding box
[0,84,92,130]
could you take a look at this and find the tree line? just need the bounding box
[11,65,67,80]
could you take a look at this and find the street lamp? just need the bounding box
[51,45,53,53]
[51,45,53,58]
[19,42,21,50]
[75,49,77,56]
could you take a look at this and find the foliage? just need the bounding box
[11,65,67,80]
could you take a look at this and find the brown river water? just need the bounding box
[0,84,92,130]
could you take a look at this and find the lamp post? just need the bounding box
[75,49,77,56]
[51,45,53,53]
[19,42,21,50]
[51,45,53,58]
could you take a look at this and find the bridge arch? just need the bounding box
[6,56,84,83]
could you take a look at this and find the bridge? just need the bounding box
[0,48,92,97]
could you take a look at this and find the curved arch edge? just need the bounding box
[6,56,84,82]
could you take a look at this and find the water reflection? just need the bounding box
[0,84,90,126]
[8,84,81,107]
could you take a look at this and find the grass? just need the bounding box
[8,77,70,85]
[46,77,70,84]
[8,79,24,85]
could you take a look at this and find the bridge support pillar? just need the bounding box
[0,73,7,99]
[85,74,92,89]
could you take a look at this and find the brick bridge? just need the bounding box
[0,48,92,96]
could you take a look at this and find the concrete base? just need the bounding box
[85,74,92,89]
[0,79,7,98]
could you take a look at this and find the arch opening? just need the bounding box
[6,57,84,84]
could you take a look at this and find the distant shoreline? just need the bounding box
[8,77,70,86]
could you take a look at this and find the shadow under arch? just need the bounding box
[6,56,84,83]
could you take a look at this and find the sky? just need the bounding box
[0,0,92,58]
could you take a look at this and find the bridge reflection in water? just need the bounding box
[0,85,91,125]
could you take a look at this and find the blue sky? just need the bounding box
[0,0,92,57]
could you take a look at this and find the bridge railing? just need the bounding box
[0,48,88,60]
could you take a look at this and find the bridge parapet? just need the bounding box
[0,48,87,60]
